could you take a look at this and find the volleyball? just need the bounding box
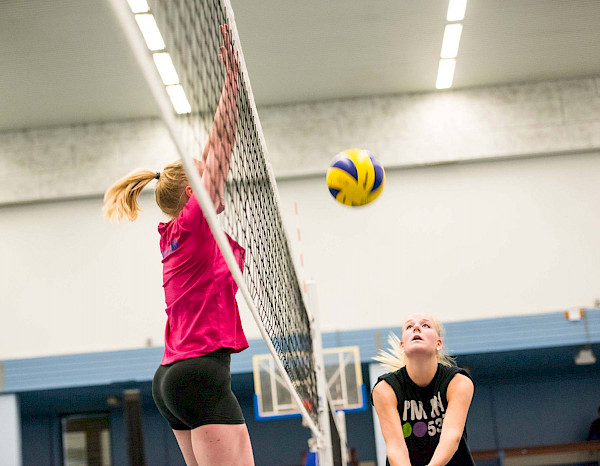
[326,149,386,206]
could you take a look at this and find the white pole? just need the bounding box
[369,363,388,466]
[0,394,22,466]
[306,280,333,466]
[336,409,349,466]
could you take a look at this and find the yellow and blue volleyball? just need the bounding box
[326,149,385,206]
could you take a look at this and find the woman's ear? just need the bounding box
[185,185,193,198]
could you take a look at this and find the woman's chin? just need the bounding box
[405,346,436,358]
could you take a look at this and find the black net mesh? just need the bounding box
[146,0,318,425]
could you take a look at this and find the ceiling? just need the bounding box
[1,0,600,132]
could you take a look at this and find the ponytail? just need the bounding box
[103,169,157,222]
[374,317,456,372]
[374,332,406,372]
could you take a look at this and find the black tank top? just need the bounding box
[375,364,475,466]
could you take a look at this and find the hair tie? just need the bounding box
[155,172,160,180]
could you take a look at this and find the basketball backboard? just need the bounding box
[252,346,365,419]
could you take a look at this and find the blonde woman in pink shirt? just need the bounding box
[103,25,254,466]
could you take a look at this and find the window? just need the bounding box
[62,415,111,466]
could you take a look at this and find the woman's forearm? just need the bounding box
[203,25,240,207]
[208,70,239,161]
[426,430,461,466]
[386,444,412,466]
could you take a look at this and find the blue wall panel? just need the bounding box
[3,310,599,394]
[21,416,60,466]
[143,410,186,466]
[463,384,497,451]
[492,374,599,447]
[109,410,126,466]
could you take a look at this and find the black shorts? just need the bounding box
[152,348,245,430]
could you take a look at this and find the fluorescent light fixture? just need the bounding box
[447,0,467,21]
[127,0,149,13]
[153,53,180,85]
[135,14,165,51]
[166,85,191,114]
[441,23,463,59]
[436,58,456,89]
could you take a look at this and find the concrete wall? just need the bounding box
[2,77,600,205]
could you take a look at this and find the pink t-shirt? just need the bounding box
[158,194,249,365]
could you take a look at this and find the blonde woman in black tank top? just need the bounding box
[372,313,475,466]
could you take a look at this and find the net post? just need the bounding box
[336,411,349,466]
[305,280,333,466]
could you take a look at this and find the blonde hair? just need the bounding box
[374,316,456,372]
[103,160,189,222]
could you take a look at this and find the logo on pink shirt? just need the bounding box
[161,239,180,259]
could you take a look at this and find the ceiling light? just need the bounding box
[134,14,165,51]
[574,346,597,365]
[441,24,463,59]
[153,53,180,85]
[166,85,191,114]
[126,0,149,13]
[447,0,467,22]
[436,59,456,89]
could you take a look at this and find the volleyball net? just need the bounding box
[107,0,345,462]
